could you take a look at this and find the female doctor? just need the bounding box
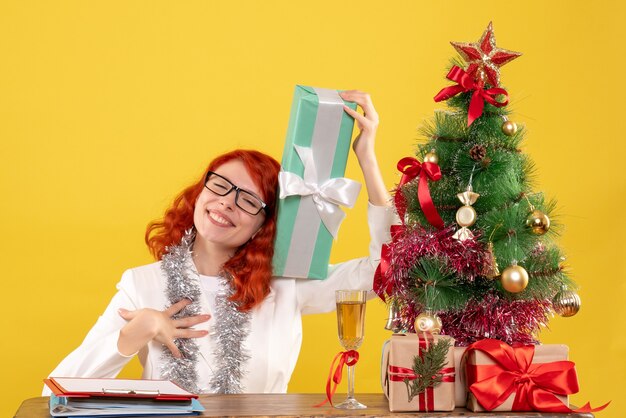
[45,90,394,394]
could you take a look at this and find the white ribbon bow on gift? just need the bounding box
[278,145,361,239]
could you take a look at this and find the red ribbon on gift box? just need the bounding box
[465,339,609,413]
[315,350,359,407]
[389,366,455,383]
[434,66,509,126]
[395,157,444,229]
[388,334,455,412]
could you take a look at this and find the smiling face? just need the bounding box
[193,159,266,256]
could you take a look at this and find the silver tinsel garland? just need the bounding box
[159,228,251,394]
[209,275,251,394]
[160,229,202,393]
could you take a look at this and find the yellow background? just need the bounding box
[1,1,624,416]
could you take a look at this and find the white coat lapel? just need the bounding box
[194,287,216,393]
[241,288,275,392]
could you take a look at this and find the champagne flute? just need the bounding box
[335,290,367,409]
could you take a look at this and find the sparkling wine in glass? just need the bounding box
[335,290,367,409]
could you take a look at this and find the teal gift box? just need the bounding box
[273,86,360,279]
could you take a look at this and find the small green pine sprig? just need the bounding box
[404,338,453,402]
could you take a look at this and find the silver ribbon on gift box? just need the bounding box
[277,87,361,278]
[279,144,361,238]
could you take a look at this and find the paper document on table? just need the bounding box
[49,394,204,417]
[45,377,195,399]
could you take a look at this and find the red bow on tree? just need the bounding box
[373,225,402,301]
[465,339,609,413]
[376,158,444,301]
[395,157,444,229]
[434,66,509,126]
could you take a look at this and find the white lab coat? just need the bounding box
[45,203,394,394]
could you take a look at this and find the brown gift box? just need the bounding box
[381,333,455,412]
[453,346,468,407]
[465,343,570,412]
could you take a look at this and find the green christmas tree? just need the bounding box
[376,22,581,345]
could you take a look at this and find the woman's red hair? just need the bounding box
[145,149,281,312]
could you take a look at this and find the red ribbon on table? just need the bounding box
[387,333,454,411]
[395,157,444,229]
[434,66,509,126]
[314,350,359,407]
[465,339,610,413]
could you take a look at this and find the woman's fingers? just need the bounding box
[165,298,192,316]
[118,308,136,320]
[175,329,209,339]
[339,91,368,111]
[164,340,182,358]
[173,314,211,328]
[340,91,379,130]
[161,328,208,359]
[340,89,369,102]
[340,89,380,163]
[342,105,367,125]
[343,105,378,135]
[339,91,378,121]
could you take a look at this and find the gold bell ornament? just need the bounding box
[384,301,406,333]
[453,185,480,241]
[482,242,500,279]
[552,286,581,317]
[414,310,442,334]
[500,262,529,293]
[501,116,518,136]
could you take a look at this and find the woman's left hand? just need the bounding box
[339,90,379,162]
[339,90,389,206]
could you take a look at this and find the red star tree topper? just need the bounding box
[451,21,521,87]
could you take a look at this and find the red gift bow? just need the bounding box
[387,333,455,411]
[465,339,609,413]
[395,157,444,230]
[315,350,359,407]
[434,66,509,126]
[373,225,403,301]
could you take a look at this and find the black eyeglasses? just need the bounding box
[204,171,267,216]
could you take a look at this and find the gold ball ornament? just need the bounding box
[501,120,518,136]
[455,205,477,227]
[423,150,439,165]
[526,209,550,235]
[500,265,529,293]
[414,311,442,334]
[553,289,581,317]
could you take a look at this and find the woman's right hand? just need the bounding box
[117,299,210,358]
